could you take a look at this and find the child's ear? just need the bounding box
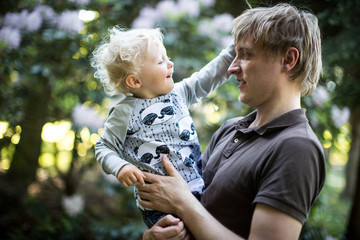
[281,47,299,72]
[125,74,142,89]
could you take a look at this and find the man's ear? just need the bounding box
[125,74,142,89]
[281,47,299,72]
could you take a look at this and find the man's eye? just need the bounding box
[240,52,248,58]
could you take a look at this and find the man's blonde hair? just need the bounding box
[91,27,164,95]
[232,3,322,96]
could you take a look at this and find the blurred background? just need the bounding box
[0,0,359,239]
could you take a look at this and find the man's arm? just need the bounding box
[249,203,302,240]
[137,156,303,240]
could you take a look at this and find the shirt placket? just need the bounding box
[223,130,252,158]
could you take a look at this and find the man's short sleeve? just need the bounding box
[254,137,326,223]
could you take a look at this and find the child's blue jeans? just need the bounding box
[141,210,169,228]
[140,191,201,228]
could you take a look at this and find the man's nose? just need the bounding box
[228,58,240,75]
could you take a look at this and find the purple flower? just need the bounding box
[57,10,85,33]
[67,0,90,6]
[34,5,57,25]
[3,12,20,28]
[212,13,234,33]
[198,14,234,36]
[156,0,178,17]
[198,13,234,48]
[24,10,43,32]
[61,194,85,217]
[140,6,162,22]
[157,0,200,18]
[331,105,350,128]
[16,10,30,30]
[0,27,21,49]
[198,0,216,7]
[312,85,329,107]
[131,6,161,28]
[198,20,212,36]
[132,0,202,28]
[219,35,233,47]
[3,10,31,30]
[177,0,200,17]
[132,17,156,28]
[72,104,105,132]
[3,9,43,32]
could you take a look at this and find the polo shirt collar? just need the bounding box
[235,109,308,136]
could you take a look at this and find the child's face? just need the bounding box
[137,42,174,99]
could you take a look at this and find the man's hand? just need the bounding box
[136,155,192,215]
[117,164,146,188]
[143,214,191,240]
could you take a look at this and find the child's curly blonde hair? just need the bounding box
[91,26,164,96]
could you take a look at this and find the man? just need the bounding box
[137,3,326,239]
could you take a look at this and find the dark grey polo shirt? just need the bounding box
[201,109,326,238]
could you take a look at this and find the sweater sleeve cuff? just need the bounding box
[102,152,130,177]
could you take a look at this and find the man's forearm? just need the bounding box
[175,194,243,240]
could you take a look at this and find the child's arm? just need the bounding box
[117,164,146,188]
[173,43,235,106]
[95,100,136,178]
[95,132,129,177]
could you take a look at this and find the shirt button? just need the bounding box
[233,138,239,143]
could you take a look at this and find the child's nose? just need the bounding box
[168,60,174,69]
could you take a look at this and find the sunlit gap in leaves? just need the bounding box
[323,124,350,192]
[39,121,74,180]
[191,101,220,125]
[72,10,98,59]
[0,121,100,179]
[329,125,350,167]
[78,10,98,22]
[0,122,20,170]
[39,121,100,179]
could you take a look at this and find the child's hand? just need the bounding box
[117,164,146,188]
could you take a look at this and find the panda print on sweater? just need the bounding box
[122,94,201,182]
[140,99,175,126]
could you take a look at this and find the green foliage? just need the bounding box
[301,167,351,239]
[2,172,144,240]
[318,0,360,109]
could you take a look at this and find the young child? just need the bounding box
[91,26,234,228]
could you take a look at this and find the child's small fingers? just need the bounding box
[134,171,146,186]
[129,174,138,183]
[121,180,129,188]
[139,175,145,186]
[125,178,135,187]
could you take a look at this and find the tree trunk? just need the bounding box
[343,108,360,199]
[344,107,360,239]
[6,78,51,200]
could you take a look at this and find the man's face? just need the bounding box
[228,38,284,109]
